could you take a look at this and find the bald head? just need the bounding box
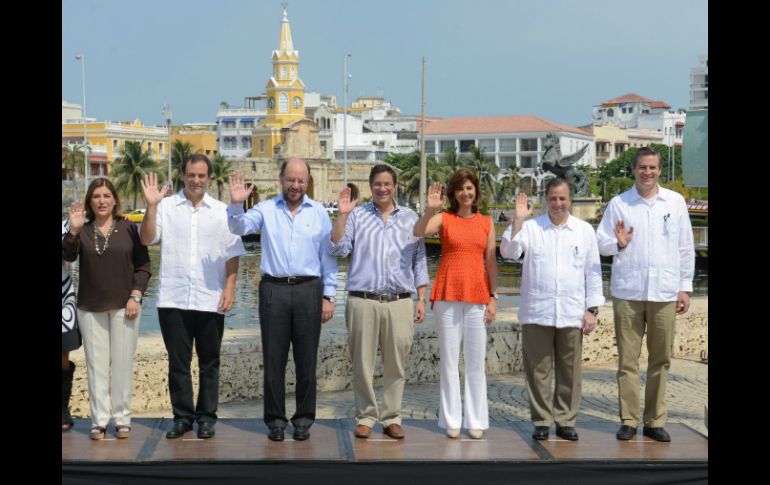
[280,158,311,179]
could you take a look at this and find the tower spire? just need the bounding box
[279,2,293,53]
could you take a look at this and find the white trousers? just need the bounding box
[434,301,489,430]
[78,308,141,428]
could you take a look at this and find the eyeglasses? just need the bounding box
[371,182,394,189]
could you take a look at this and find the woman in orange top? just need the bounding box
[413,169,497,439]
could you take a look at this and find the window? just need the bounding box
[147,141,153,153]
[607,108,614,117]
[223,121,235,129]
[279,93,289,113]
[459,140,475,152]
[439,140,455,152]
[499,138,516,151]
[520,138,537,151]
[320,140,327,153]
[676,126,683,138]
[290,66,296,79]
[241,121,254,129]
[520,155,536,168]
[242,137,251,148]
[113,139,119,152]
[159,142,164,156]
[499,156,516,169]
[259,139,265,153]
[425,140,436,154]
[281,66,287,79]
[478,139,495,152]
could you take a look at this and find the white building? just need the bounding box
[62,101,83,122]
[216,97,267,158]
[333,113,403,161]
[592,93,673,129]
[304,92,337,159]
[424,115,594,173]
[690,55,708,110]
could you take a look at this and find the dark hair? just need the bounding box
[182,153,213,176]
[279,158,311,178]
[446,169,480,214]
[84,177,122,221]
[631,146,661,169]
[347,182,360,201]
[368,164,397,186]
[545,177,572,199]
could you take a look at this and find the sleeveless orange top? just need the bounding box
[430,211,492,305]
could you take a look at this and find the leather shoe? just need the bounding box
[643,427,671,442]
[268,427,285,441]
[383,423,405,439]
[197,421,215,439]
[532,426,549,440]
[166,420,192,439]
[616,425,637,440]
[555,426,579,441]
[355,424,371,439]
[293,425,310,441]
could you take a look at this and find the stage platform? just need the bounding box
[63,418,707,484]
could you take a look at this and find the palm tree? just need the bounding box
[494,166,522,204]
[440,147,465,173]
[397,152,450,205]
[211,154,233,200]
[62,144,89,180]
[111,141,160,210]
[467,145,499,201]
[171,140,196,191]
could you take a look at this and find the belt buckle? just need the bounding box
[287,276,297,284]
[377,293,389,303]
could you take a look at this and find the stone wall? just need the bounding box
[67,298,707,416]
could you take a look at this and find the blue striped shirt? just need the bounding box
[226,194,338,297]
[329,202,428,294]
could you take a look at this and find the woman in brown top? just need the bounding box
[413,169,497,440]
[62,178,151,440]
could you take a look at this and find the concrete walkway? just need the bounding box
[136,356,708,437]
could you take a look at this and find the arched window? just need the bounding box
[607,108,614,117]
[279,93,289,113]
[281,66,287,79]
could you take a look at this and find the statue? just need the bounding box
[540,133,590,196]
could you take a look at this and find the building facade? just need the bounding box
[689,55,708,111]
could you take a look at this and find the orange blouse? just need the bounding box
[429,211,492,305]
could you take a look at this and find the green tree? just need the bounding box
[440,148,466,173]
[467,145,499,202]
[111,141,161,210]
[211,154,233,200]
[494,166,521,204]
[62,144,90,180]
[171,140,196,191]
[394,151,450,205]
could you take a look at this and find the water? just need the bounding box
[68,240,708,334]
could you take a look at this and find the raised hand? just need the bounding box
[228,171,254,205]
[337,185,358,215]
[427,181,444,210]
[68,202,86,234]
[141,172,167,207]
[514,192,532,221]
[614,220,634,248]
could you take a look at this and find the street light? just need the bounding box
[163,103,172,190]
[343,52,352,185]
[75,54,89,192]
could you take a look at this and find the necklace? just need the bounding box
[94,219,116,256]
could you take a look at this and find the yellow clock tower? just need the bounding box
[253,5,306,157]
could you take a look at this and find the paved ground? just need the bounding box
[137,356,708,436]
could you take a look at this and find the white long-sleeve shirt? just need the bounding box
[500,214,605,328]
[596,184,694,302]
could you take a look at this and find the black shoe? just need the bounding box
[197,421,216,439]
[166,420,193,439]
[555,426,579,441]
[532,426,550,440]
[643,427,671,442]
[616,425,637,440]
[268,427,285,442]
[293,425,310,441]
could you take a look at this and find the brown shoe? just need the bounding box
[383,423,405,439]
[355,424,371,439]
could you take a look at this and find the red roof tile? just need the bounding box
[601,93,669,108]
[424,115,591,136]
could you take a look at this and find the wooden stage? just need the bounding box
[63,418,707,484]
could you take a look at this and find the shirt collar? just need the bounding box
[539,213,576,231]
[630,183,668,202]
[175,189,214,208]
[365,201,400,216]
[275,192,313,208]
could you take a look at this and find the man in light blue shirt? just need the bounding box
[329,164,428,440]
[227,158,338,442]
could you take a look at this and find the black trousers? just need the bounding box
[259,277,323,429]
[158,308,225,425]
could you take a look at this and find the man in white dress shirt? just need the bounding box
[500,178,604,441]
[140,154,247,440]
[596,147,694,442]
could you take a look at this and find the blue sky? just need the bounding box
[61,0,707,127]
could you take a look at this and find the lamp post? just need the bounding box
[75,54,89,193]
[163,103,172,191]
[343,52,351,185]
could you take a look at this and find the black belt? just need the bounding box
[261,274,319,285]
[349,291,411,302]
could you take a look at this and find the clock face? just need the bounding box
[268,97,275,109]
[293,97,302,109]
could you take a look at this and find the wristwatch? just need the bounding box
[417,297,428,303]
[587,307,599,316]
[489,293,498,300]
[323,296,336,304]
[129,294,142,304]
